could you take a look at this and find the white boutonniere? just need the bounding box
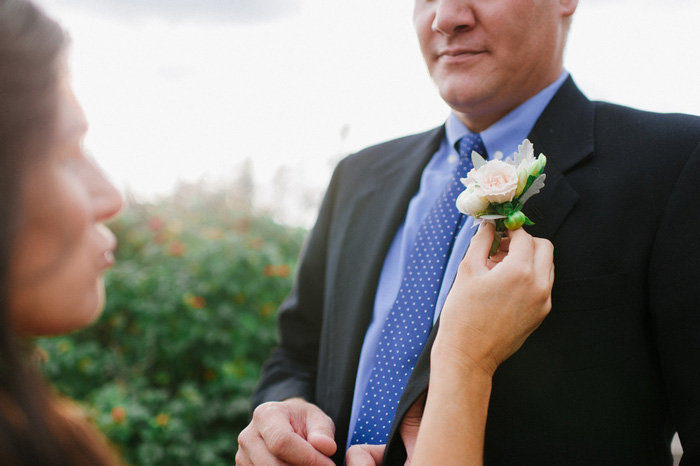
[456,139,546,254]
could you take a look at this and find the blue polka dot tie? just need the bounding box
[350,133,486,446]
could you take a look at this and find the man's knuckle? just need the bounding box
[234,449,247,466]
[253,401,278,422]
[266,430,291,456]
[237,428,251,445]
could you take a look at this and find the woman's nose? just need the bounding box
[88,160,124,223]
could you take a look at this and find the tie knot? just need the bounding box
[456,133,486,160]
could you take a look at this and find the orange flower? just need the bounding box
[148,217,164,232]
[191,296,206,309]
[264,264,291,278]
[259,303,275,318]
[249,237,264,249]
[155,413,170,427]
[183,293,206,309]
[168,240,186,257]
[111,406,127,424]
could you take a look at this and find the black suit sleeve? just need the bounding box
[250,160,345,410]
[649,140,700,465]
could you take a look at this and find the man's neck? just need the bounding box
[444,71,569,160]
[454,69,566,133]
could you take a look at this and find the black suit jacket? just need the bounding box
[252,78,700,465]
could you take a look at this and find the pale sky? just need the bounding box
[36,0,700,225]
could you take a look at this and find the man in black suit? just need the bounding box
[237,0,700,464]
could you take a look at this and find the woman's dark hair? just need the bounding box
[0,1,121,464]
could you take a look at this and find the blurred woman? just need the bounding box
[0,0,124,463]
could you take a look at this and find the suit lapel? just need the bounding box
[524,76,594,240]
[336,125,445,343]
[384,78,596,465]
[321,126,444,446]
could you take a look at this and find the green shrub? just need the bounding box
[38,186,306,465]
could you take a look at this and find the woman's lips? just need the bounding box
[96,223,117,270]
[101,249,115,269]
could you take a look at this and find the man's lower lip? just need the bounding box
[439,52,483,63]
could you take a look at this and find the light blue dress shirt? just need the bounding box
[346,71,569,450]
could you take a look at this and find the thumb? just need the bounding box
[306,409,337,457]
[346,444,385,466]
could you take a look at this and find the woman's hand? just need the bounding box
[409,223,554,466]
[434,222,555,378]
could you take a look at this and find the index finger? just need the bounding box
[532,237,555,284]
[463,222,496,271]
[502,227,535,264]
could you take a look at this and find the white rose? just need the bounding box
[471,159,518,203]
[456,184,490,216]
